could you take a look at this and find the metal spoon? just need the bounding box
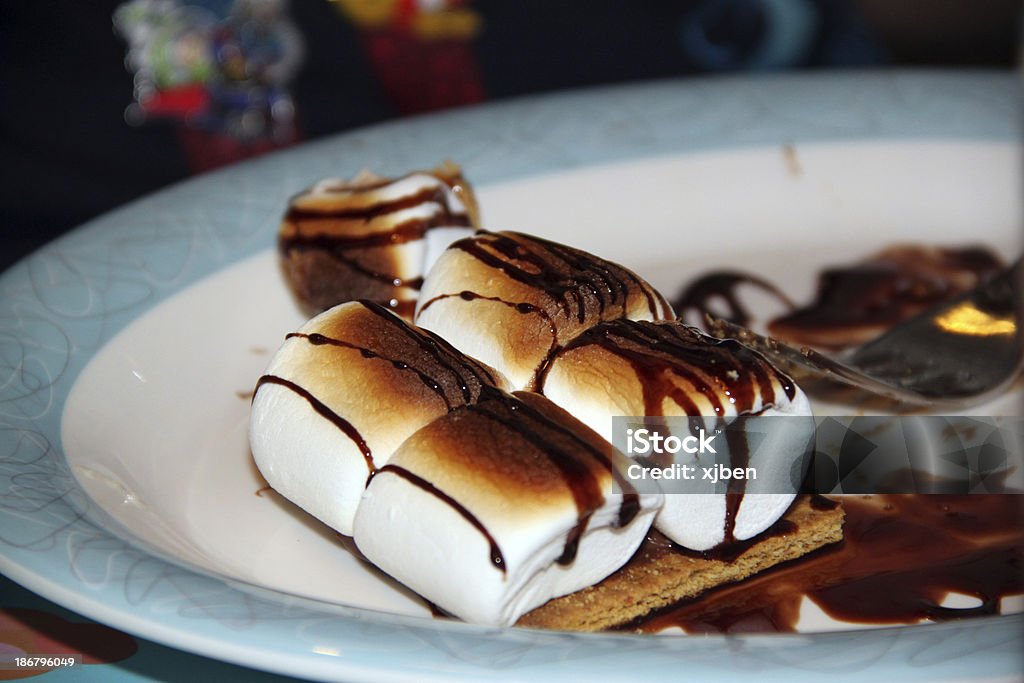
[708,258,1023,407]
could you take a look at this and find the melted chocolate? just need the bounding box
[809,494,839,511]
[282,181,471,253]
[287,184,456,224]
[390,299,417,320]
[418,290,560,365]
[290,331,455,408]
[355,389,639,573]
[449,231,668,328]
[673,272,793,328]
[283,228,427,291]
[478,391,641,565]
[650,517,800,564]
[542,320,796,415]
[634,495,1024,634]
[675,247,1004,351]
[557,512,595,566]
[253,302,502,483]
[721,426,749,545]
[373,464,507,573]
[537,319,801,546]
[255,374,375,475]
[279,172,474,314]
[282,301,499,410]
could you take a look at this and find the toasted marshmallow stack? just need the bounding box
[279,162,479,317]
[353,390,662,626]
[539,319,813,551]
[415,231,673,389]
[250,300,507,535]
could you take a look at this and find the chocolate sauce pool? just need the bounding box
[674,271,792,328]
[673,246,1004,349]
[631,495,1024,634]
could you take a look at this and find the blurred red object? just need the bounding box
[363,31,484,114]
[335,0,485,115]
[177,125,301,172]
[138,84,211,118]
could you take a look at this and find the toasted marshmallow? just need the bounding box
[250,300,507,535]
[415,231,673,389]
[539,319,813,551]
[279,162,479,317]
[353,391,662,626]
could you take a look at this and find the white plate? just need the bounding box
[1,71,1022,682]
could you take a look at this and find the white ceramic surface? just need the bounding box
[1,71,1022,682]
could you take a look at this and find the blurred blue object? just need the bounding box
[678,0,880,70]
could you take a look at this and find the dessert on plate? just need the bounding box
[254,164,1021,633]
[253,176,842,627]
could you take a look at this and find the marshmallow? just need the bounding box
[353,390,662,626]
[538,319,813,551]
[279,162,478,317]
[250,300,508,535]
[415,231,674,389]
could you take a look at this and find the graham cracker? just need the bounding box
[517,496,844,632]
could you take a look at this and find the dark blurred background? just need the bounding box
[0,0,1019,272]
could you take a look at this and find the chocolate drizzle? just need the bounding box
[374,464,507,573]
[721,426,749,545]
[253,302,503,482]
[289,331,460,408]
[288,184,457,223]
[557,514,594,566]
[448,232,669,326]
[363,300,501,395]
[477,391,641,565]
[281,179,472,259]
[768,246,1005,349]
[255,374,375,475]
[255,300,647,574]
[673,272,793,328]
[416,231,677,389]
[283,303,498,410]
[541,319,796,415]
[675,247,1005,351]
[279,169,477,315]
[644,516,800,564]
[419,290,561,373]
[537,319,801,547]
[362,391,642,574]
[634,495,1024,634]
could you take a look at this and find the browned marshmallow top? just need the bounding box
[539,319,798,417]
[374,390,641,570]
[416,231,673,388]
[255,301,506,476]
